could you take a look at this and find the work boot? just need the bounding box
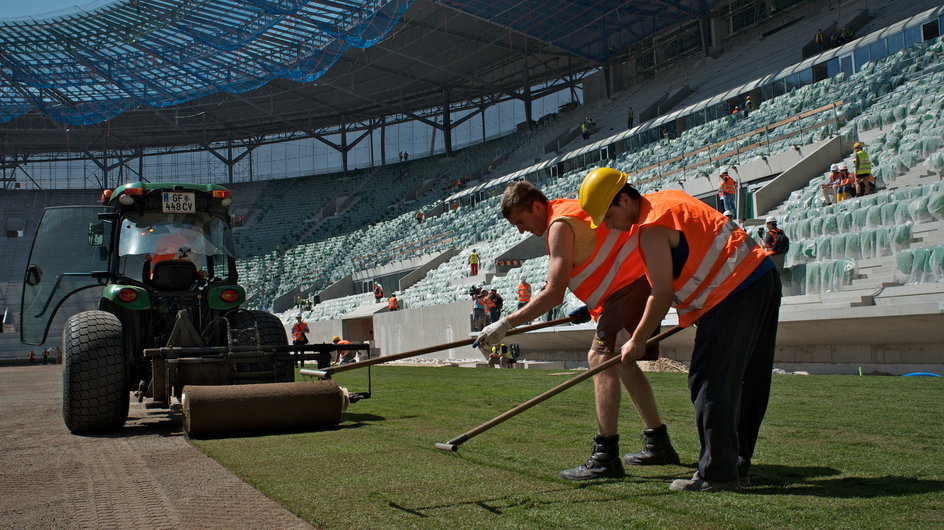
[559,434,625,481]
[669,471,741,492]
[624,424,681,466]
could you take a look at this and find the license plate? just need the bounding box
[162,192,195,213]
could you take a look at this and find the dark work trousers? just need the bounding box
[688,266,781,482]
[293,339,307,368]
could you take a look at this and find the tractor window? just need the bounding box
[118,212,235,282]
[21,206,114,345]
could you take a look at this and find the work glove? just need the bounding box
[472,317,513,355]
[568,305,591,324]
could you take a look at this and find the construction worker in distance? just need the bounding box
[332,336,355,366]
[488,343,513,368]
[718,167,737,219]
[387,293,399,311]
[291,315,310,368]
[468,249,480,276]
[761,216,788,276]
[837,163,855,201]
[482,291,497,325]
[853,142,874,196]
[578,167,780,492]
[516,278,532,310]
[821,163,842,205]
[473,179,679,482]
[373,282,384,303]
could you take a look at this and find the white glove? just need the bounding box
[473,317,513,355]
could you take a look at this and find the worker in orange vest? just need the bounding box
[717,167,737,218]
[332,336,355,365]
[579,167,779,492]
[516,278,532,310]
[474,179,677,482]
[291,315,309,368]
[388,294,399,311]
[373,282,384,303]
[837,163,855,201]
[482,291,497,324]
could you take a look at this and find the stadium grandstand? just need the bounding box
[1,0,943,375]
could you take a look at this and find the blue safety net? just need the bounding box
[434,0,703,64]
[0,0,412,126]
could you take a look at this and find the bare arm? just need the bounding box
[505,221,574,327]
[621,225,676,362]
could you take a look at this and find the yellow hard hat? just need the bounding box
[579,167,627,229]
[332,336,341,342]
[853,142,862,149]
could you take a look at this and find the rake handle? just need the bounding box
[318,316,577,377]
[438,324,684,450]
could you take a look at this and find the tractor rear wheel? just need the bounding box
[226,310,292,380]
[227,310,287,346]
[62,310,129,434]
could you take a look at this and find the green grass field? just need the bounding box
[191,366,944,529]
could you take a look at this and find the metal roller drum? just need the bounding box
[182,380,349,438]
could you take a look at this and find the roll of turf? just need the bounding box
[182,380,347,438]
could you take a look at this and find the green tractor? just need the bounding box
[20,183,324,435]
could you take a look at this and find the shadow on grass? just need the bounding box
[386,487,581,518]
[748,464,944,498]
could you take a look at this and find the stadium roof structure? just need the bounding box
[0,0,714,159]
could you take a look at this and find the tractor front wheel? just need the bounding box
[62,310,129,434]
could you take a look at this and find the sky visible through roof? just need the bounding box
[0,0,111,20]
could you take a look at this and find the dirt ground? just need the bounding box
[0,365,313,529]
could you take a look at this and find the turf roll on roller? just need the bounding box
[182,380,349,438]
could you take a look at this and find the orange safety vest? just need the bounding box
[388,296,399,310]
[517,282,531,303]
[373,284,383,298]
[839,171,854,186]
[335,339,352,357]
[637,190,768,327]
[483,296,496,310]
[545,199,644,319]
[292,321,309,342]
[719,175,736,195]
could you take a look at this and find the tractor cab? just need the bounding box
[21,182,241,346]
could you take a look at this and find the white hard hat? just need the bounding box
[723,210,733,217]
[765,216,777,224]
[830,163,839,171]
[719,166,729,174]
[839,163,848,170]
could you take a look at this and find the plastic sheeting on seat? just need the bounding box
[928,191,944,221]
[865,205,883,228]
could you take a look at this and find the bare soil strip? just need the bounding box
[0,365,313,529]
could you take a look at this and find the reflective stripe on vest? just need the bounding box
[720,175,736,195]
[638,190,768,327]
[855,150,871,175]
[545,199,644,316]
[388,297,398,309]
[483,296,496,309]
[292,322,307,341]
[517,283,531,302]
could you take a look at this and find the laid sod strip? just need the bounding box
[191,367,944,529]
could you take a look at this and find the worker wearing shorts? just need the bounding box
[474,181,679,481]
[592,277,660,361]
